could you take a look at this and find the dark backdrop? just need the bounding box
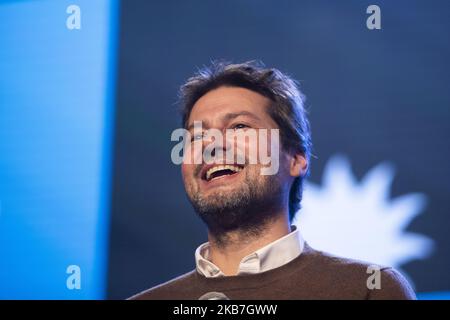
[107,0,450,299]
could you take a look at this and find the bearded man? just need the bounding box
[130,61,416,300]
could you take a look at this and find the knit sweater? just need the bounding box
[130,243,416,300]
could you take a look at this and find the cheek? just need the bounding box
[182,163,200,187]
[183,140,204,165]
[181,163,191,179]
[235,130,280,163]
[181,164,196,193]
[263,129,281,160]
[231,135,258,164]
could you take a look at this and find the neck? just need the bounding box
[207,211,291,276]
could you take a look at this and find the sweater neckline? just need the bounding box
[193,242,316,289]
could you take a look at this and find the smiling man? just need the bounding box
[130,61,416,300]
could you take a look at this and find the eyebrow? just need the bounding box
[187,111,261,131]
[223,111,261,122]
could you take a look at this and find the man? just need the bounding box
[130,61,416,300]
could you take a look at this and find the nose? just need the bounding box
[202,128,232,161]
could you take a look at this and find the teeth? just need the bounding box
[206,165,243,181]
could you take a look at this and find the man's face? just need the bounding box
[181,86,295,232]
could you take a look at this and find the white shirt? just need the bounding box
[195,226,305,277]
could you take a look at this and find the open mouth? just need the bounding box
[202,164,244,182]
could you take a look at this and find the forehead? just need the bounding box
[187,86,274,125]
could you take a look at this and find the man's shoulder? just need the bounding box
[128,270,198,300]
[304,244,383,273]
[300,244,416,299]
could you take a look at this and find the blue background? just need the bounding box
[0,0,118,299]
[0,0,449,299]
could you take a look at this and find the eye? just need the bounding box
[191,132,204,142]
[231,123,249,130]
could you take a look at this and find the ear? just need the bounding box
[289,153,308,178]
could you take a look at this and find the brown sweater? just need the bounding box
[130,243,416,300]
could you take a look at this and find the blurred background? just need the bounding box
[0,0,449,299]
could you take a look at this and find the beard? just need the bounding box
[185,167,286,239]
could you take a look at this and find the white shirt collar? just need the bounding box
[195,226,305,278]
